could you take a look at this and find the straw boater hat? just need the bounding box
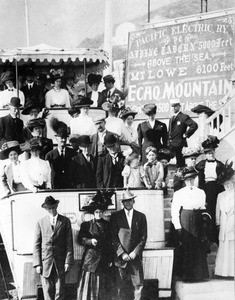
[182,167,199,180]
[41,196,59,209]
[87,74,102,86]
[142,103,156,116]
[170,99,180,106]
[120,108,137,120]
[82,189,114,213]
[120,189,137,202]
[182,146,202,158]
[201,135,220,153]
[27,118,46,131]
[0,141,22,160]
[93,116,106,124]
[157,148,174,162]
[217,161,235,185]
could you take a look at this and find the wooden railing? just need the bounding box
[199,96,235,141]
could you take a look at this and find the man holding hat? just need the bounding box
[168,98,198,167]
[45,118,76,189]
[87,73,103,107]
[110,189,147,300]
[96,132,125,188]
[70,135,96,188]
[0,71,25,108]
[0,97,25,147]
[33,196,74,300]
[101,74,125,105]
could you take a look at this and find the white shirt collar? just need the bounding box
[124,208,133,228]
[49,214,58,226]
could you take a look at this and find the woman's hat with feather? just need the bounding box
[50,117,69,138]
[217,161,234,185]
[82,189,114,213]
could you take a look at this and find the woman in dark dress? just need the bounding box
[137,104,168,164]
[171,167,210,282]
[77,190,115,300]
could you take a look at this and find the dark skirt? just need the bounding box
[174,209,209,282]
[77,264,115,300]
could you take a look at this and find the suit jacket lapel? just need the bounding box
[54,214,62,234]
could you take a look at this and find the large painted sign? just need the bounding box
[126,10,235,117]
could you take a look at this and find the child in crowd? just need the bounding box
[158,148,174,195]
[142,146,164,189]
[122,152,143,188]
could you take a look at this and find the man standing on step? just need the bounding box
[33,196,74,300]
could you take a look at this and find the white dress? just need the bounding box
[45,88,70,108]
[0,88,25,108]
[105,116,124,137]
[215,189,234,277]
[122,124,138,144]
[70,114,96,136]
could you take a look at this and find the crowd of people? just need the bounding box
[0,69,234,299]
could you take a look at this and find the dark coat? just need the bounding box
[195,159,225,192]
[33,214,74,278]
[21,83,44,108]
[137,119,168,163]
[0,114,24,147]
[100,88,124,107]
[110,209,147,268]
[78,219,112,272]
[87,91,103,108]
[71,152,96,188]
[90,130,113,158]
[96,152,125,188]
[45,147,77,189]
[168,112,198,148]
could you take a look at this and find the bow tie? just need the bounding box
[8,89,14,91]
[206,160,216,163]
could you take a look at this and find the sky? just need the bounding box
[0,0,178,49]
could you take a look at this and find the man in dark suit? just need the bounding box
[21,68,44,108]
[168,99,198,167]
[0,97,25,147]
[101,74,125,106]
[96,133,125,188]
[33,196,74,300]
[45,121,76,189]
[110,190,147,300]
[70,135,96,188]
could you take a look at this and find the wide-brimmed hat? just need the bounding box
[78,135,92,147]
[120,189,136,202]
[9,97,22,107]
[120,108,137,120]
[182,146,202,158]
[217,161,234,185]
[51,74,64,83]
[104,133,118,147]
[101,101,119,112]
[27,118,46,131]
[142,104,156,116]
[182,167,199,180]
[103,74,115,83]
[157,148,174,162]
[87,74,102,85]
[29,138,42,151]
[74,95,93,108]
[41,196,59,209]
[22,102,41,115]
[170,99,180,106]
[82,189,114,212]
[0,71,15,84]
[191,105,214,117]
[68,106,81,117]
[0,141,22,160]
[93,116,106,124]
[202,135,220,152]
[50,117,69,138]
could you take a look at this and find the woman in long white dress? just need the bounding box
[215,162,234,277]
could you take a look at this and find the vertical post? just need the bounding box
[83,58,87,96]
[15,59,19,98]
[205,0,208,12]
[103,0,113,74]
[148,0,151,23]
[24,0,30,47]
[201,0,203,13]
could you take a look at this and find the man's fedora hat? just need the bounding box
[142,103,156,116]
[87,74,102,85]
[27,118,46,131]
[0,141,22,160]
[41,196,59,208]
[103,74,115,83]
[69,134,80,143]
[93,116,106,124]
[9,97,22,107]
[120,189,137,202]
[78,135,92,147]
[104,133,118,147]
[120,108,137,120]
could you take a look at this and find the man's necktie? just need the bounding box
[61,149,64,158]
[52,217,56,231]
[107,90,111,98]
